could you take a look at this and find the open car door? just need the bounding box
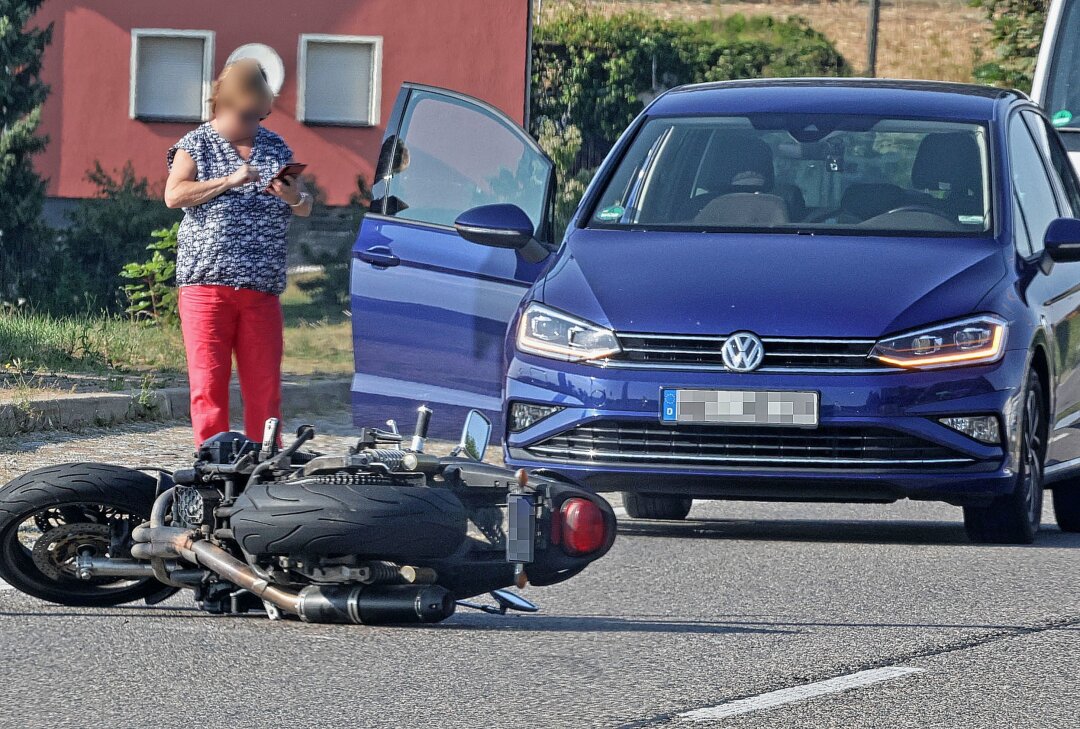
[350,83,555,439]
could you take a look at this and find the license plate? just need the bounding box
[506,493,535,564]
[660,388,819,427]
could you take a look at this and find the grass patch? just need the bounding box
[0,312,187,374]
[0,274,353,386]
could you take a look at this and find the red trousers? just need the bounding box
[178,285,284,446]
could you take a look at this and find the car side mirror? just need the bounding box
[456,409,492,461]
[1044,217,1080,263]
[454,204,549,264]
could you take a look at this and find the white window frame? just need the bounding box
[130,28,215,122]
[297,34,383,127]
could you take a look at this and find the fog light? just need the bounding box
[509,402,564,432]
[939,415,1001,444]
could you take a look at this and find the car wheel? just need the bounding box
[1051,484,1080,532]
[962,370,1046,545]
[621,492,693,520]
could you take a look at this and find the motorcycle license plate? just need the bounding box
[660,388,818,427]
[506,493,535,564]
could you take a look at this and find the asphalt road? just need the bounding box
[1,415,1078,728]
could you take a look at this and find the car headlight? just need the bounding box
[869,315,1007,369]
[516,303,621,362]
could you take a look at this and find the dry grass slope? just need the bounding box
[546,0,989,83]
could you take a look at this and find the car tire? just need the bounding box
[621,492,693,520]
[962,370,1046,545]
[1051,484,1080,532]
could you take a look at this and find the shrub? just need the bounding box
[46,162,180,314]
[295,175,371,311]
[531,10,851,168]
[971,0,1048,91]
[120,223,179,325]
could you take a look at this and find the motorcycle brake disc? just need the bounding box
[31,523,113,582]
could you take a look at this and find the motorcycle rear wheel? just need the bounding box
[0,463,165,607]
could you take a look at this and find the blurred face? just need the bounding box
[215,101,270,142]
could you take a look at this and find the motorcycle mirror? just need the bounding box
[455,589,539,615]
[457,410,492,461]
[490,589,539,613]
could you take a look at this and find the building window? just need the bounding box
[297,34,382,126]
[130,29,214,122]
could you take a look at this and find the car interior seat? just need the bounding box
[910,132,985,219]
[687,132,792,226]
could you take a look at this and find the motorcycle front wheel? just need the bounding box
[0,463,165,607]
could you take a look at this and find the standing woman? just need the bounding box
[164,59,313,445]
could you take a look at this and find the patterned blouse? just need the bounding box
[167,123,294,295]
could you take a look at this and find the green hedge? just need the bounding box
[531,11,851,161]
[971,0,1048,91]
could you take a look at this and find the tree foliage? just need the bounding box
[0,0,52,302]
[972,0,1048,91]
[531,10,850,166]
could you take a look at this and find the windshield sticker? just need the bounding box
[1052,109,1074,127]
[596,205,625,222]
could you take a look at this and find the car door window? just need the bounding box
[1009,116,1062,256]
[1024,111,1080,217]
[379,89,551,236]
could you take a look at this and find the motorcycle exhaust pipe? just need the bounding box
[296,584,456,625]
[132,525,454,624]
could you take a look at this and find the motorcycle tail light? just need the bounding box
[553,498,607,556]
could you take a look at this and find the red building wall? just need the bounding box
[32,1,530,205]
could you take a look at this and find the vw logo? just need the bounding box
[721,332,765,372]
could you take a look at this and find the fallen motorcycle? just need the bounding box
[0,409,615,624]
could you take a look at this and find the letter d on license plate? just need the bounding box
[661,388,818,427]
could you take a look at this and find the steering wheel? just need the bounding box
[805,207,845,224]
[882,205,954,221]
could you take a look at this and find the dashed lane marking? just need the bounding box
[677,666,925,722]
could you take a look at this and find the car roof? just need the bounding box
[650,78,1027,121]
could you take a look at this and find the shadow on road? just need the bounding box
[616,516,1080,548]
[430,614,794,635]
[0,604,791,636]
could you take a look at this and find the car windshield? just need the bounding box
[1044,0,1080,132]
[588,114,992,235]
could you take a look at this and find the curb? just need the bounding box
[0,378,352,437]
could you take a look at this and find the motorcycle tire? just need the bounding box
[229,479,469,562]
[0,463,165,607]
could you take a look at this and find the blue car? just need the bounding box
[351,79,1080,544]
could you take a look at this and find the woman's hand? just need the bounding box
[266,175,303,206]
[165,150,257,209]
[228,164,260,189]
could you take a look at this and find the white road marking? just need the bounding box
[612,506,629,519]
[0,579,12,591]
[678,666,925,722]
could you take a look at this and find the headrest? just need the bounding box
[911,132,982,194]
[698,132,775,192]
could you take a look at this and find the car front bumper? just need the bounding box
[503,350,1029,507]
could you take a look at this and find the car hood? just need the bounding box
[540,229,1008,338]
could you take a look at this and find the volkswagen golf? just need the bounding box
[351,79,1080,544]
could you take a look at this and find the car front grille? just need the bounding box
[610,333,889,372]
[524,421,974,469]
